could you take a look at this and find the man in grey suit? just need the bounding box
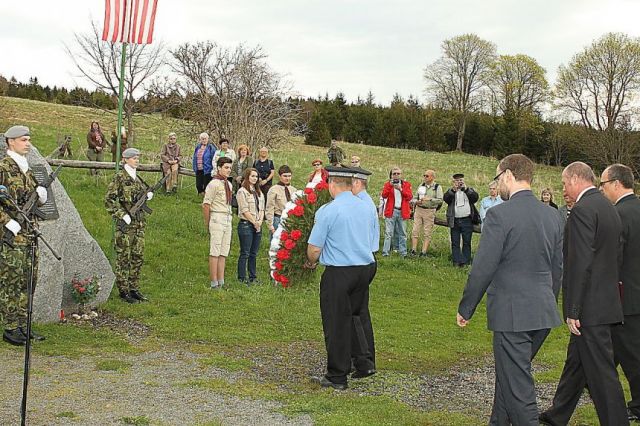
[457,154,563,425]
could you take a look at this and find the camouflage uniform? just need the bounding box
[0,156,39,330]
[327,146,345,166]
[105,171,147,294]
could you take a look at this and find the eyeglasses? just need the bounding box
[493,169,507,181]
[392,172,401,176]
[599,179,617,188]
[313,163,321,166]
[423,174,430,177]
[351,161,359,164]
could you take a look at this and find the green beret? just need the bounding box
[4,126,30,139]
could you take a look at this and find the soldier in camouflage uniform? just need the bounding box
[1,126,48,346]
[327,140,345,166]
[105,148,154,304]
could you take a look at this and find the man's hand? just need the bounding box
[304,260,318,269]
[146,192,154,201]
[457,313,469,328]
[566,317,581,336]
[5,219,21,236]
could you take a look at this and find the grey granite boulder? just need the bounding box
[1,135,115,322]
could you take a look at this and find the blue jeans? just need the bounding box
[383,209,407,256]
[272,215,281,234]
[237,221,262,281]
[450,217,473,265]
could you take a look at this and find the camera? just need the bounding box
[392,179,400,185]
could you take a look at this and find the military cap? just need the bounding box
[325,165,356,178]
[4,125,30,139]
[122,148,141,158]
[452,173,464,179]
[351,166,372,180]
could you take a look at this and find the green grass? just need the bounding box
[0,96,608,425]
[95,359,132,372]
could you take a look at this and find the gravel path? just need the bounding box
[0,315,590,425]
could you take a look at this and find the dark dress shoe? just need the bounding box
[130,290,148,301]
[3,328,27,346]
[629,408,640,421]
[351,369,376,379]
[538,412,559,426]
[119,291,140,304]
[19,327,45,341]
[312,376,347,390]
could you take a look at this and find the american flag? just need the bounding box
[102,0,158,44]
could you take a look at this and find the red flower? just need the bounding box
[290,229,303,241]
[276,249,291,260]
[272,271,281,282]
[307,192,318,204]
[280,231,289,241]
[295,198,304,206]
[275,261,283,271]
[284,239,296,250]
[280,275,290,286]
[78,287,86,293]
[316,181,328,191]
[290,205,304,217]
[304,188,314,195]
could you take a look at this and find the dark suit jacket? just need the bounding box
[563,188,623,325]
[443,187,480,227]
[615,193,640,316]
[458,190,563,332]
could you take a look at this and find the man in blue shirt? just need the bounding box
[479,181,503,231]
[307,166,377,390]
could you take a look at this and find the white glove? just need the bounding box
[36,186,48,204]
[122,214,132,225]
[146,192,154,201]
[5,219,21,236]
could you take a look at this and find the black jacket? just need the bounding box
[615,193,640,316]
[562,188,623,325]
[443,186,479,228]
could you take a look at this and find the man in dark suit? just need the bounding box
[540,162,628,426]
[600,163,640,422]
[457,154,563,425]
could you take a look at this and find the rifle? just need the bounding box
[116,173,170,232]
[2,165,63,248]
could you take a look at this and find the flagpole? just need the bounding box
[115,42,127,172]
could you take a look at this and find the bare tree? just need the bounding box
[65,21,166,142]
[555,32,640,131]
[424,34,496,151]
[489,54,549,117]
[169,41,298,153]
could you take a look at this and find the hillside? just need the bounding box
[0,97,605,425]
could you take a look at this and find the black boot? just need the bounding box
[119,291,139,304]
[130,289,148,302]
[19,327,46,341]
[3,328,27,346]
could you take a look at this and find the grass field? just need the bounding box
[0,96,618,424]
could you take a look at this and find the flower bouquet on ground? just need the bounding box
[269,181,332,287]
[70,275,101,313]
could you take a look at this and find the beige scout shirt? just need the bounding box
[265,184,297,225]
[203,179,232,215]
[237,187,265,222]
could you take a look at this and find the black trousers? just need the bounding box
[195,170,212,194]
[350,261,377,371]
[545,324,629,426]
[612,314,640,416]
[320,263,376,385]
[489,329,550,426]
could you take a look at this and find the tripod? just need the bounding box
[1,191,61,426]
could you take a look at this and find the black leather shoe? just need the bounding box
[629,408,640,422]
[19,327,45,341]
[351,369,376,379]
[538,412,559,426]
[3,328,27,346]
[312,376,347,390]
[130,290,148,301]
[119,291,140,304]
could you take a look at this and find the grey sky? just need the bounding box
[1,0,639,105]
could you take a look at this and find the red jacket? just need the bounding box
[381,180,413,219]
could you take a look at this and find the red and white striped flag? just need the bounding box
[102,0,158,44]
